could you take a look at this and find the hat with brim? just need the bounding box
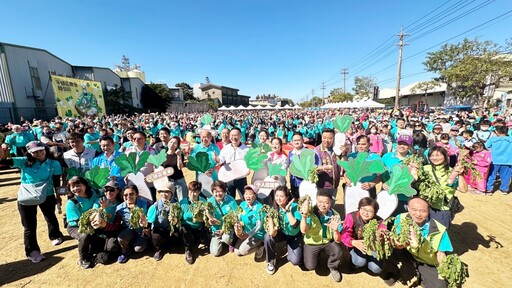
[26,141,45,153]
[103,180,120,189]
[155,182,175,193]
[396,135,413,146]
[244,184,259,194]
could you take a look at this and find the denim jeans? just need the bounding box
[486,164,511,192]
[350,248,383,274]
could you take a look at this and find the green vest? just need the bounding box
[399,213,446,266]
[303,208,340,245]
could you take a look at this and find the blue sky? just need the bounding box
[1,0,511,103]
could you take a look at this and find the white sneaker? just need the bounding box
[27,251,45,263]
[266,263,276,275]
[51,238,63,246]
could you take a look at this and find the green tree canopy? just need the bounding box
[352,76,377,100]
[103,84,133,113]
[329,88,354,103]
[175,82,197,101]
[140,83,172,112]
[423,37,512,101]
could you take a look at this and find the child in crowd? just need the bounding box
[380,124,392,155]
[437,133,459,167]
[475,119,494,145]
[486,125,512,195]
[464,142,491,195]
[368,124,383,156]
[461,130,477,147]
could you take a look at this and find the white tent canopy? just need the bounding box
[321,99,384,109]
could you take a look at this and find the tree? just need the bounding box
[310,96,323,107]
[140,83,172,112]
[423,37,512,104]
[280,98,295,106]
[175,82,196,101]
[352,76,377,100]
[103,84,133,113]
[329,88,354,103]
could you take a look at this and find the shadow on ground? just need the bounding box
[449,222,495,254]
[0,244,77,286]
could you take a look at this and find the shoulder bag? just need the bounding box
[432,168,464,218]
[17,160,54,206]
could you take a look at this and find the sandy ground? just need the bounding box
[0,168,510,288]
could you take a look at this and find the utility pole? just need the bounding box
[321,82,326,104]
[311,89,315,106]
[394,27,408,110]
[341,68,349,93]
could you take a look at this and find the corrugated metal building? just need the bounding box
[0,42,144,123]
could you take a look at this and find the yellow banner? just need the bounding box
[51,75,106,118]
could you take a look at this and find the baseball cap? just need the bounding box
[244,184,259,193]
[450,126,459,131]
[396,135,413,146]
[155,182,175,193]
[103,180,120,189]
[433,124,442,129]
[26,141,45,153]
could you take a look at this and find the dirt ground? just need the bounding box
[0,168,510,288]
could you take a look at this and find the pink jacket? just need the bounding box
[341,211,386,248]
[368,134,383,154]
[472,150,491,168]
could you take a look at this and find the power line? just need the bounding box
[371,9,512,80]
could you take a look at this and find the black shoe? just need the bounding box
[95,252,109,265]
[185,251,195,264]
[79,259,92,269]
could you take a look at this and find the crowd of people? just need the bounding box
[1,106,511,287]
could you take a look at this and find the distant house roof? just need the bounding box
[200,83,239,91]
[0,42,72,66]
[379,81,447,99]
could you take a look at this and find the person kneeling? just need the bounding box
[393,197,454,288]
[299,189,343,283]
[233,185,265,259]
[147,182,180,261]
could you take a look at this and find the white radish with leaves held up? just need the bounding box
[338,152,386,213]
[290,149,319,205]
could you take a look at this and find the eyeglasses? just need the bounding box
[360,207,375,214]
[123,192,135,197]
[105,188,117,193]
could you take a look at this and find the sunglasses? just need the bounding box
[105,188,117,193]
[123,192,135,197]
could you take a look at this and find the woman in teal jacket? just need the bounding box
[0,141,64,263]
